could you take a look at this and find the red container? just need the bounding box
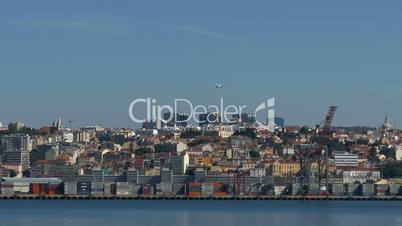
[188,183,202,193]
[110,184,117,195]
[142,186,154,196]
[31,183,41,194]
[40,184,48,195]
[213,192,227,197]
[48,184,59,195]
[212,183,224,192]
[188,192,202,197]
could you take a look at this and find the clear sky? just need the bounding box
[1,0,401,128]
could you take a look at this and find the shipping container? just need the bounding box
[308,183,320,194]
[13,182,31,194]
[161,183,173,194]
[116,182,131,196]
[40,184,48,195]
[77,182,91,195]
[261,184,274,196]
[188,192,202,197]
[130,184,141,196]
[1,188,15,195]
[91,182,104,195]
[213,192,228,197]
[31,183,41,195]
[291,183,301,196]
[389,184,401,196]
[274,186,287,196]
[212,183,225,193]
[0,182,15,195]
[346,183,360,196]
[374,184,389,197]
[103,182,116,195]
[188,183,202,193]
[172,184,185,195]
[141,185,154,196]
[116,190,131,196]
[48,183,60,195]
[64,182,78,195]
[331,183,344,196]
[248,184,261,195]
[201,183,214,196]
[362,184,375,196]
[0,182,14,188]
[155,184,163,196]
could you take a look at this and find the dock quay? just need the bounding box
[1,195,402,201]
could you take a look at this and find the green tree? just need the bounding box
[299,126,310,134]
[128,142,136,153]
[233,128,256,139]
[381,147,395,159]
[30,149,41,163]
[188,139,208,147]
[0,126,46,136]
[135,147,153,155]
[249,150,261,158]
[356,138,369,145]
[327,140,348,153]
[180,130,202,139]
[111,135,126,145]
[10,170,17,178]
[382,162,402,178]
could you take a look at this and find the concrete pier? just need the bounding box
[1,194,402,201]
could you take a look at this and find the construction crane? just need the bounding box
[298,106,337,195]
[68,119,78,129]
[227,166,246,197]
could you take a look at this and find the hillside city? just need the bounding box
[1,110,402,197]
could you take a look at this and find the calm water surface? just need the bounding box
[0,200,401,226]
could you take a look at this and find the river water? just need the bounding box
[0,200,401,226]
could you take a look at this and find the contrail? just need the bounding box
[172,25,247,44]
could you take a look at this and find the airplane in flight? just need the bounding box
[215,83,224,88]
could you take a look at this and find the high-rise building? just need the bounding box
[163,112,189,127]
[198,112,220,126]
[0,134,32,171]
[0,121,7,131]
[8,122,25,131]
[231,113,256,124]
[171,153,189,175]
[52,117,63,130]
[160,168,173,183]
[334,152,358,167]
[73,131,91,143]
[126,168,138,184]
[275,117,285,128]
[142,121,157,130]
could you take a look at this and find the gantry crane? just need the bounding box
[298,106,337,195]
[68,119,78,129]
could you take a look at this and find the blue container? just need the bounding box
[77,182,91,195]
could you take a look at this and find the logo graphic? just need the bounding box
[254,97,275,132]
[128,97,275,131]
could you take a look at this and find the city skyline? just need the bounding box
[1,0,402,128]
[2,2,402,225]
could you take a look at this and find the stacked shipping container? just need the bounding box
[188,182,202,196]
[77,182,91,195]
[389,184,401,196]
[375,184,389,196]
[91,182,104,196]
[64,182,78,195]
[116,182,130,196]
[362,184,375,196]
[0,182,14,195]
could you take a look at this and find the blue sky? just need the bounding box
[0,0,401,128]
